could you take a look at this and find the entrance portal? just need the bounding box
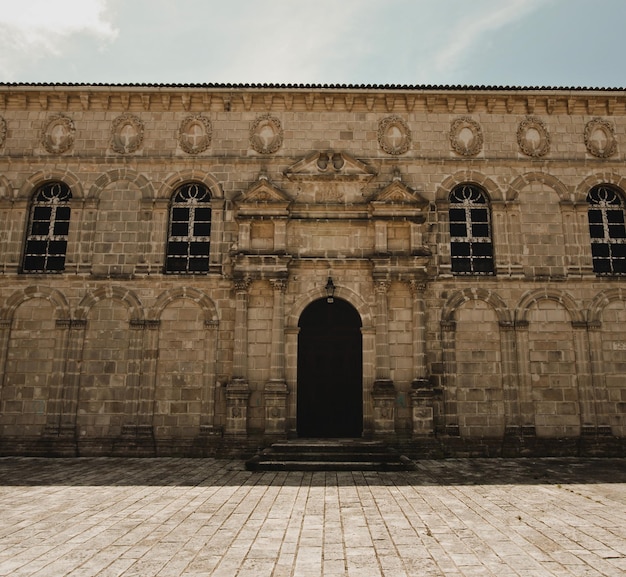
[297,297,363,437]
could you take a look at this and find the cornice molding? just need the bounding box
[0,87,625,116]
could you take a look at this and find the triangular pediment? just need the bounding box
[284,151,377,182]
[236,176,291,217]
[238,176,291,204]
[370,179,429,207]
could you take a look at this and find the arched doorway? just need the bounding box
[297,297,363,437]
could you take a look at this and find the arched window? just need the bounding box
[449,184,494,275]
[165,183,212,273]
[587,184,626,275]
[23,182,72,272]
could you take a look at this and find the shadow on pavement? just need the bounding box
[0,457,624,487]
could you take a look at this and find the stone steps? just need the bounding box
[245,439,416,472]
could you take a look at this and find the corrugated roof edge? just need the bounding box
[0,82,624,91]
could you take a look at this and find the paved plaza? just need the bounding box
[0,457,624,577]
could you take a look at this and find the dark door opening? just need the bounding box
[297,297,363,438]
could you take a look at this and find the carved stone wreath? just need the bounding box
[584,118,617,158]
[517,116,550,157]
[42,114,75,154]
[178,114,212,154]
[110,113,144,154]
[0,116,6,148]
[449,116,483,156]
[378,116,411,155]
[250,114,283,154]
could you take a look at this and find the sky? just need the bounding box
[0,0,624,88]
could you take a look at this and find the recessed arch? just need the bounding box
[297,296,363,437]
[576,173,626,204]
[88,168,154,201]
[287,285,373,330]
[0,286,70,322]
[515,288,584,324]
[18,170,84,200]
[441,288,512,325]
[157,170,224,200]
[75,286,145,322]
[150,287,219,324]
[508,172,570,203]
[436,171,504,202]
[587,288,626,324]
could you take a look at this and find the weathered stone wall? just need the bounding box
[0,84,624,457]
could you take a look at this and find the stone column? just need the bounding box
[572,321,595,433]
[264,278,288,436]
[58,319,88,438]
[226,278,251,436]
[587,321,610,434]
[514,320,535,436]
[499,321,520,430]
[440,319,459,436]
[372,279,395,436]
[200,319,220,434]
[408,280,436,437]
[138,320,160,431]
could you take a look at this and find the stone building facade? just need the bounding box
[0,83,624,457]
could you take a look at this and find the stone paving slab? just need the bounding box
[0,457,624,577]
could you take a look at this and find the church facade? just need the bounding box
[0,83,624,457]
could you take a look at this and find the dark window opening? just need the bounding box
[587,185,626,275]
[22,182,72,273]
[165,183,212,274]
[449,184,495,275]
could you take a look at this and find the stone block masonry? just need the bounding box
[0,83,624,457]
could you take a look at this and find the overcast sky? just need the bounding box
[0,0,624,87]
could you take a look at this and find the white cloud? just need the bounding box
[0,0,117,79]
[425,0,551,81]
[211,0,371,83]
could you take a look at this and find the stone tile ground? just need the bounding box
[0,458,624,577]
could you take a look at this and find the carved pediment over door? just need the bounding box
[284,151,377,205]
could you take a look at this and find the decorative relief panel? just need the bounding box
[0,115,6,148]
[178,114,212,154]
[449,116,483,156]
[584,118,617,158]
[517,116,550,157]
[250,114,283,154]
[110,113,144,154]
[378,116,411,155]
[42,114,75,154]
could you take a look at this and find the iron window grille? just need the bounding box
[22,182,72,273]
[587,185,626,275]
[165,183,212,274]
[449,184,495,275]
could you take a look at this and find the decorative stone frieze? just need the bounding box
[377,115,411,155]
[0,116,6,148]
[178,114,211,154]
[517,116,550,157]
[249,114,283,154]
[110,113,144,154]
[584,117,617,158]
[449,116,483,156]
[42,114,75,154]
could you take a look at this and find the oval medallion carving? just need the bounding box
[585,118,616,158]
[449,116,483,156]
[517,116,550,157]
[378,116,411,155]
[250,114,283,154]
[42,114,75,154]
[179,114,212,154]
[110,113,144,154]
